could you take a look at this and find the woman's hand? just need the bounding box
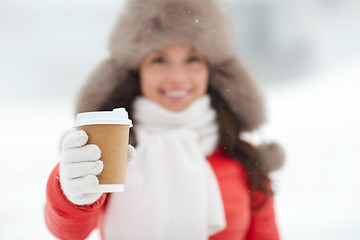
[59,130,135,205]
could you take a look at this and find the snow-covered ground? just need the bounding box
[0,58,359,239]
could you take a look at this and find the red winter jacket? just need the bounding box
[45,149,279,240]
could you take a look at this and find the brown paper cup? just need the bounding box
[74,108,132,192]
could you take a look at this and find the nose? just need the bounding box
[166,65,187,85]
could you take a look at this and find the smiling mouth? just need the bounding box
[163,90,189,98]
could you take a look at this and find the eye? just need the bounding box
[188,56,200,63]
[151,57,165,64]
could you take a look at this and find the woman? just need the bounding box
[45,0,284,239]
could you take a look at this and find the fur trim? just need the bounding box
[76,59,119,113]
[210,58,266,131]
[109,0,235,68]
[256,142,285,172]
[76,58,139,114]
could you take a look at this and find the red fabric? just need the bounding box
[208,149,279,240]
[44,164,107,240]
[45,151,279,240]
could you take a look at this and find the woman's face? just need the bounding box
[139,44,209,112]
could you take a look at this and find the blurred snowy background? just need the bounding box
[1,0,359,239]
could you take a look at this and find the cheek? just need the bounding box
[194,68,209,94]
[140,69,160,98]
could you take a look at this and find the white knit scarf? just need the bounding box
[103,95,226,240]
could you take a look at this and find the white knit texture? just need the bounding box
[59,130,104,205]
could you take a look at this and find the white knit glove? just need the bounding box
[59,129,135,205]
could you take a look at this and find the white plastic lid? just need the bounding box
[74,108,133,127]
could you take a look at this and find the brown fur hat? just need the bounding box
[76,0,284,172]
[109,0,235,68]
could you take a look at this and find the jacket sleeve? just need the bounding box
[246,187,280,240]
[44,163,107,240]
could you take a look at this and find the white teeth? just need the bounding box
[164,90,187,98]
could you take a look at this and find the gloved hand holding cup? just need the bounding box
[60,108,133,205]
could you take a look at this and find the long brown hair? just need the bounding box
[208,83,272,210]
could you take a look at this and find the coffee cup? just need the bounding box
[74,108,132,192]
